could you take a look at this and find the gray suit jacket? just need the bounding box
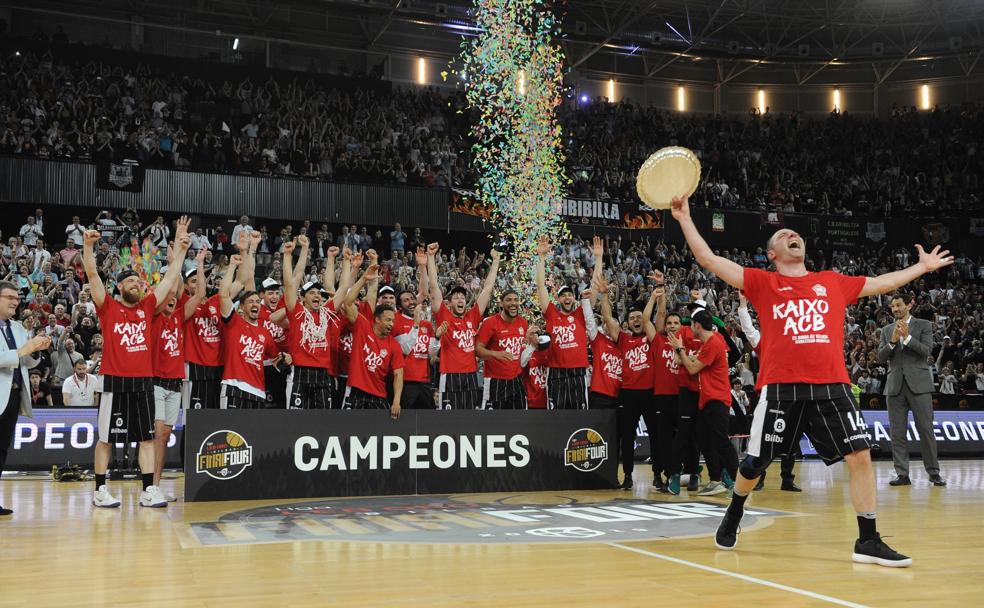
[0,319,42,418]
[876,316,934,396]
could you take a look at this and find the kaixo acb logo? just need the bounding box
[197,430,253,480]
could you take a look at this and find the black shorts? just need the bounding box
[97,388,155,443]
[548,367,588,410]
[185,363,222,409]
[220,384,266,409]
[439,372,480,410]
[346,387,390,410]
[264,365,288,409]
[589,391,618,409]
[747,383,871,466]
[402,380,436,410]
[482,376,526,410]
[287,366,333,409]
[330,375,347,410]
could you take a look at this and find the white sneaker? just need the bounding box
[164,491,178,503]
[139,485,168,508]
[93,485,121,508]
[680,474,691,485]
[697,481,728,496]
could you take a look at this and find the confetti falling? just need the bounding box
[457,0,571,312]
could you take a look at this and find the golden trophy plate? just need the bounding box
[636,146,702,209]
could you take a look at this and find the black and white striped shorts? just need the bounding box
[747,383,871,466]
[286,366,333,409]
[220,384,267,409]
[184,363,222,410]
[482,376,527,410]
[97,379,156,444]
[547,367,588,410]
[345,386,390,410]
[438,372,481,410]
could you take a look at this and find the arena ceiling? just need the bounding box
[15,0,984,86]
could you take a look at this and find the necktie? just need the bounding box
[2,321,22,391]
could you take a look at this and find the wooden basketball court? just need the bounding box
[1,459,981,607]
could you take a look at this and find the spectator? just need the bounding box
[62,359,97,406]
[391,223,407,254]
[65,215,85,247]
[19,215,43,248]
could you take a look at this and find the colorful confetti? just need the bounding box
[458,0,571,312]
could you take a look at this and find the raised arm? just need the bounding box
[343,263,377,323]
[589,236,604,308]
[426,242,443,311]
[322,246,339,293]
[293,235,310,288]
[859,245,954,298]
[670,195,744,289]
[218,254,242,318]
[476,249,501,315]
[364,249,379,309]
[153,216,191,304]
[737,292,760,349]
[182,248,208,318]
[331,249,355,311]
[534,237,551,312]
[595,276,620,342]
[282,238,299,310]
[80,229,106,308]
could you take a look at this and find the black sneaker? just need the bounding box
[652,476,667,492]
[929,474,947,487]
[714,512,741,550]
[780,480,802,492]
[889,475,911,486]
[852,534,912,568]
[0,506,12,516]
[620,475,634,490]
[686,474,699,492]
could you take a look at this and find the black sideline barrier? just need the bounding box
[183,410,618,502]
[7,408,182,470]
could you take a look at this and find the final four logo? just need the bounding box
[197,430,253,480]
[564,428,609,472]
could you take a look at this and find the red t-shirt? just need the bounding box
[393,313,434,383]
[651,333,681,396]
[96,293,157,378]
[287,301,337,369]
[185,294,223,367]
[618,331,653,390]
[476,314,529,380]
[696,332,731,409]
[675,325,702,392]
[544,304,589,368]
[348,314,404,398]
[221,313,278,394]
[259,305,287,354]
[589,334,622,398]
[333,301,371,377]
[434,302,482,374]
[523,349,549,409]
[153,309,185,380]
[743,268,865,387]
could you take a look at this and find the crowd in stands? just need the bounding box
[2,35,984,218]
[3,206,982,409]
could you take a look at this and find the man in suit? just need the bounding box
[877,295,945,487]
[0,281,53,516]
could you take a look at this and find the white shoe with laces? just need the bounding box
[139,485,168,508]
[93,485,121,508]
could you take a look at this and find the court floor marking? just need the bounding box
[607,542,870,608]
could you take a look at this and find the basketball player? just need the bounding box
[428,243,500,409]
[520,328,550,410]
[534,236,603,409]
[218,255,281,408]
[597,275,655,490]
[341,263,404,417]
[331,248,378,408]
[668,308,739,496]
[281,236,352,409]
[671,194,952,566]
[585,283,621,412]
[257,277,289,408]
[643,280,684,492]
[84,217,192,509]
[151,249,206,497]
[392,248,435,409]
[476,289,529,409]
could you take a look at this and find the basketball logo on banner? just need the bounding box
[563,428,609,472]
[196,430,253,480]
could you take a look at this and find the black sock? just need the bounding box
[142,473,154,491]
[95,474,106,491]
[726,490,748,519]
[857,514,878,541]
